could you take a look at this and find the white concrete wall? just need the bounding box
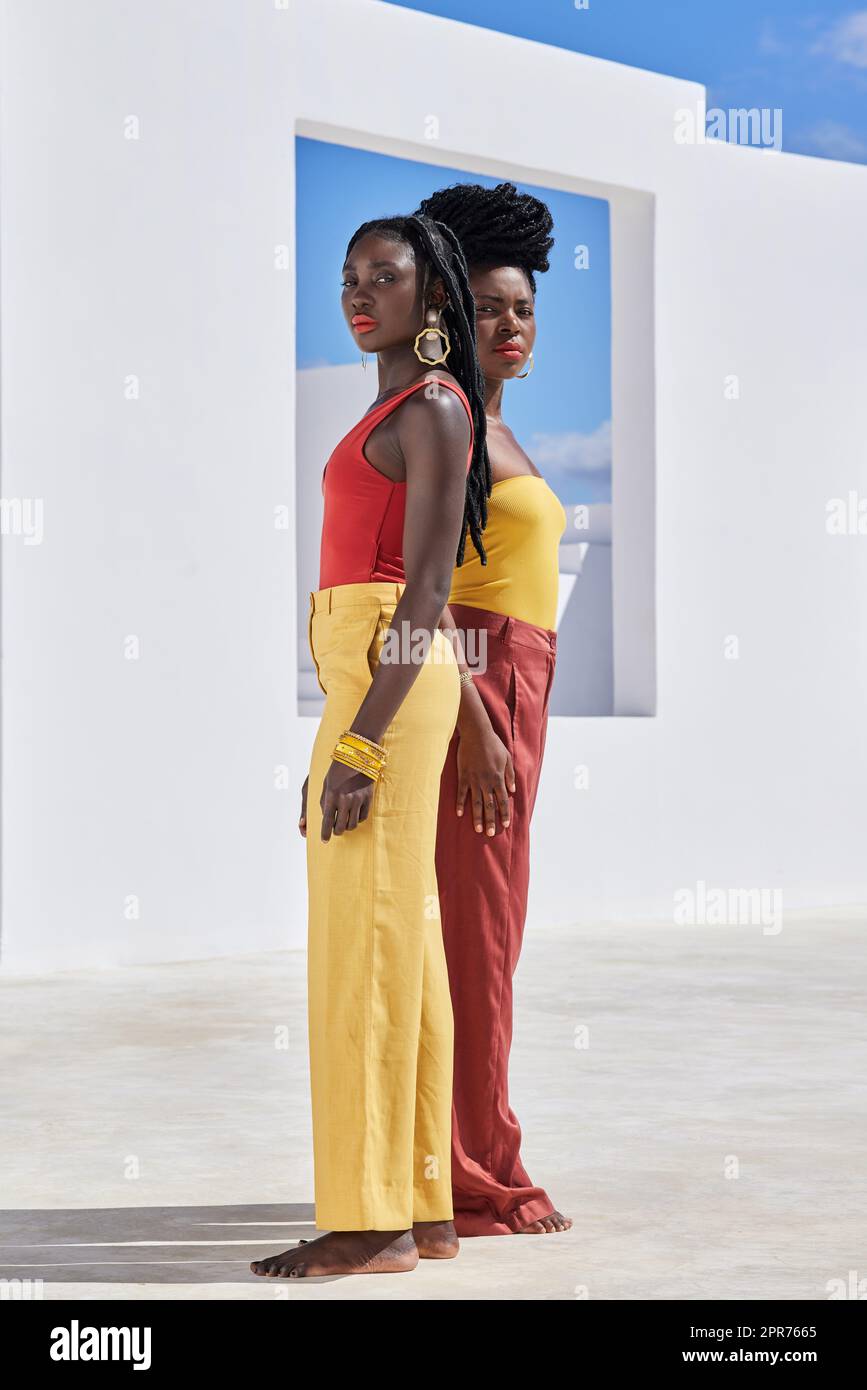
[2,0,865,972]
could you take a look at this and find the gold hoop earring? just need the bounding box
[516,350,534,379]
[413,306,451,365]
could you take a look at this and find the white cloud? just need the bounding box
[757,19,788,57]
[812,11,867,68]
[528,419,611,475]
[801,118,867,160]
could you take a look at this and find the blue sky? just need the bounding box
[384,0,867,163]
[297,138,612,503]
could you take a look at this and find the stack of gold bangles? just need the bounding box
[331,730,388,783]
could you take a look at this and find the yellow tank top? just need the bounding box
[449,474,567,631]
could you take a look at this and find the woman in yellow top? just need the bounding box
[412,181,572,1243]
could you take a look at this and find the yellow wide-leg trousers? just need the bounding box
[306,581,460,1230]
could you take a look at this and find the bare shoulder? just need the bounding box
[395,373,472,441]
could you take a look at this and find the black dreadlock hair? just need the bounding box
[411,183,555,564]
[414,180,554,298]
[344,214,490,566]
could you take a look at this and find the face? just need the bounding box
[341,231,444,352]
[470,265,536,381]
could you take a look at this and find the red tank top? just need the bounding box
[318,377,474,589]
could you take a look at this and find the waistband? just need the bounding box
[445,601,557,654]
[309,587,556,653]
[310,581,405,614]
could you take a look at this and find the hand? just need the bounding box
[299,776,308,838]
[319,759,375,841]
[455,724,516,836]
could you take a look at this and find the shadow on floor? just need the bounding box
[0,1203,316,1284]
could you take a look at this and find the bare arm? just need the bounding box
[317,384,470,839]
[347,387,471,742]
[437,604,516,836]
[439,602,485,728]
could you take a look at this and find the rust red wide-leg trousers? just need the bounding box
[435,602,557,1236]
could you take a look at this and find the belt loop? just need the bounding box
[503,615,514,644]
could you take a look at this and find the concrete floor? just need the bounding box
[1,912,865,1300]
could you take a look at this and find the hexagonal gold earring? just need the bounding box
[413,308,451,364]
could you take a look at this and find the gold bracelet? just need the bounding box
[459,670,474,686]
[333,739,385,772]
[330,728,388,783]
[341,729,388,759]
[332,746,384,782]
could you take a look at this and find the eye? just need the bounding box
[374,273,394,284]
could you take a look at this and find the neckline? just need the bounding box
[323,376,472,488]
[491,473,545,489]
[359,374,466,423]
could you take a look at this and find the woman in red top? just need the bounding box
[251,213,490,1279]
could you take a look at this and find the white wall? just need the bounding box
[0,0,301,971]
[2,0,865,973]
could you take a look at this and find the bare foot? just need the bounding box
[250,1229,417,1277]
[412,1219,459,1259]
[517,1210,572,1234]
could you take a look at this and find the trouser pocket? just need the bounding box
[506,659,518,749]
[311,597,384,695]
[308,594,327,695]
